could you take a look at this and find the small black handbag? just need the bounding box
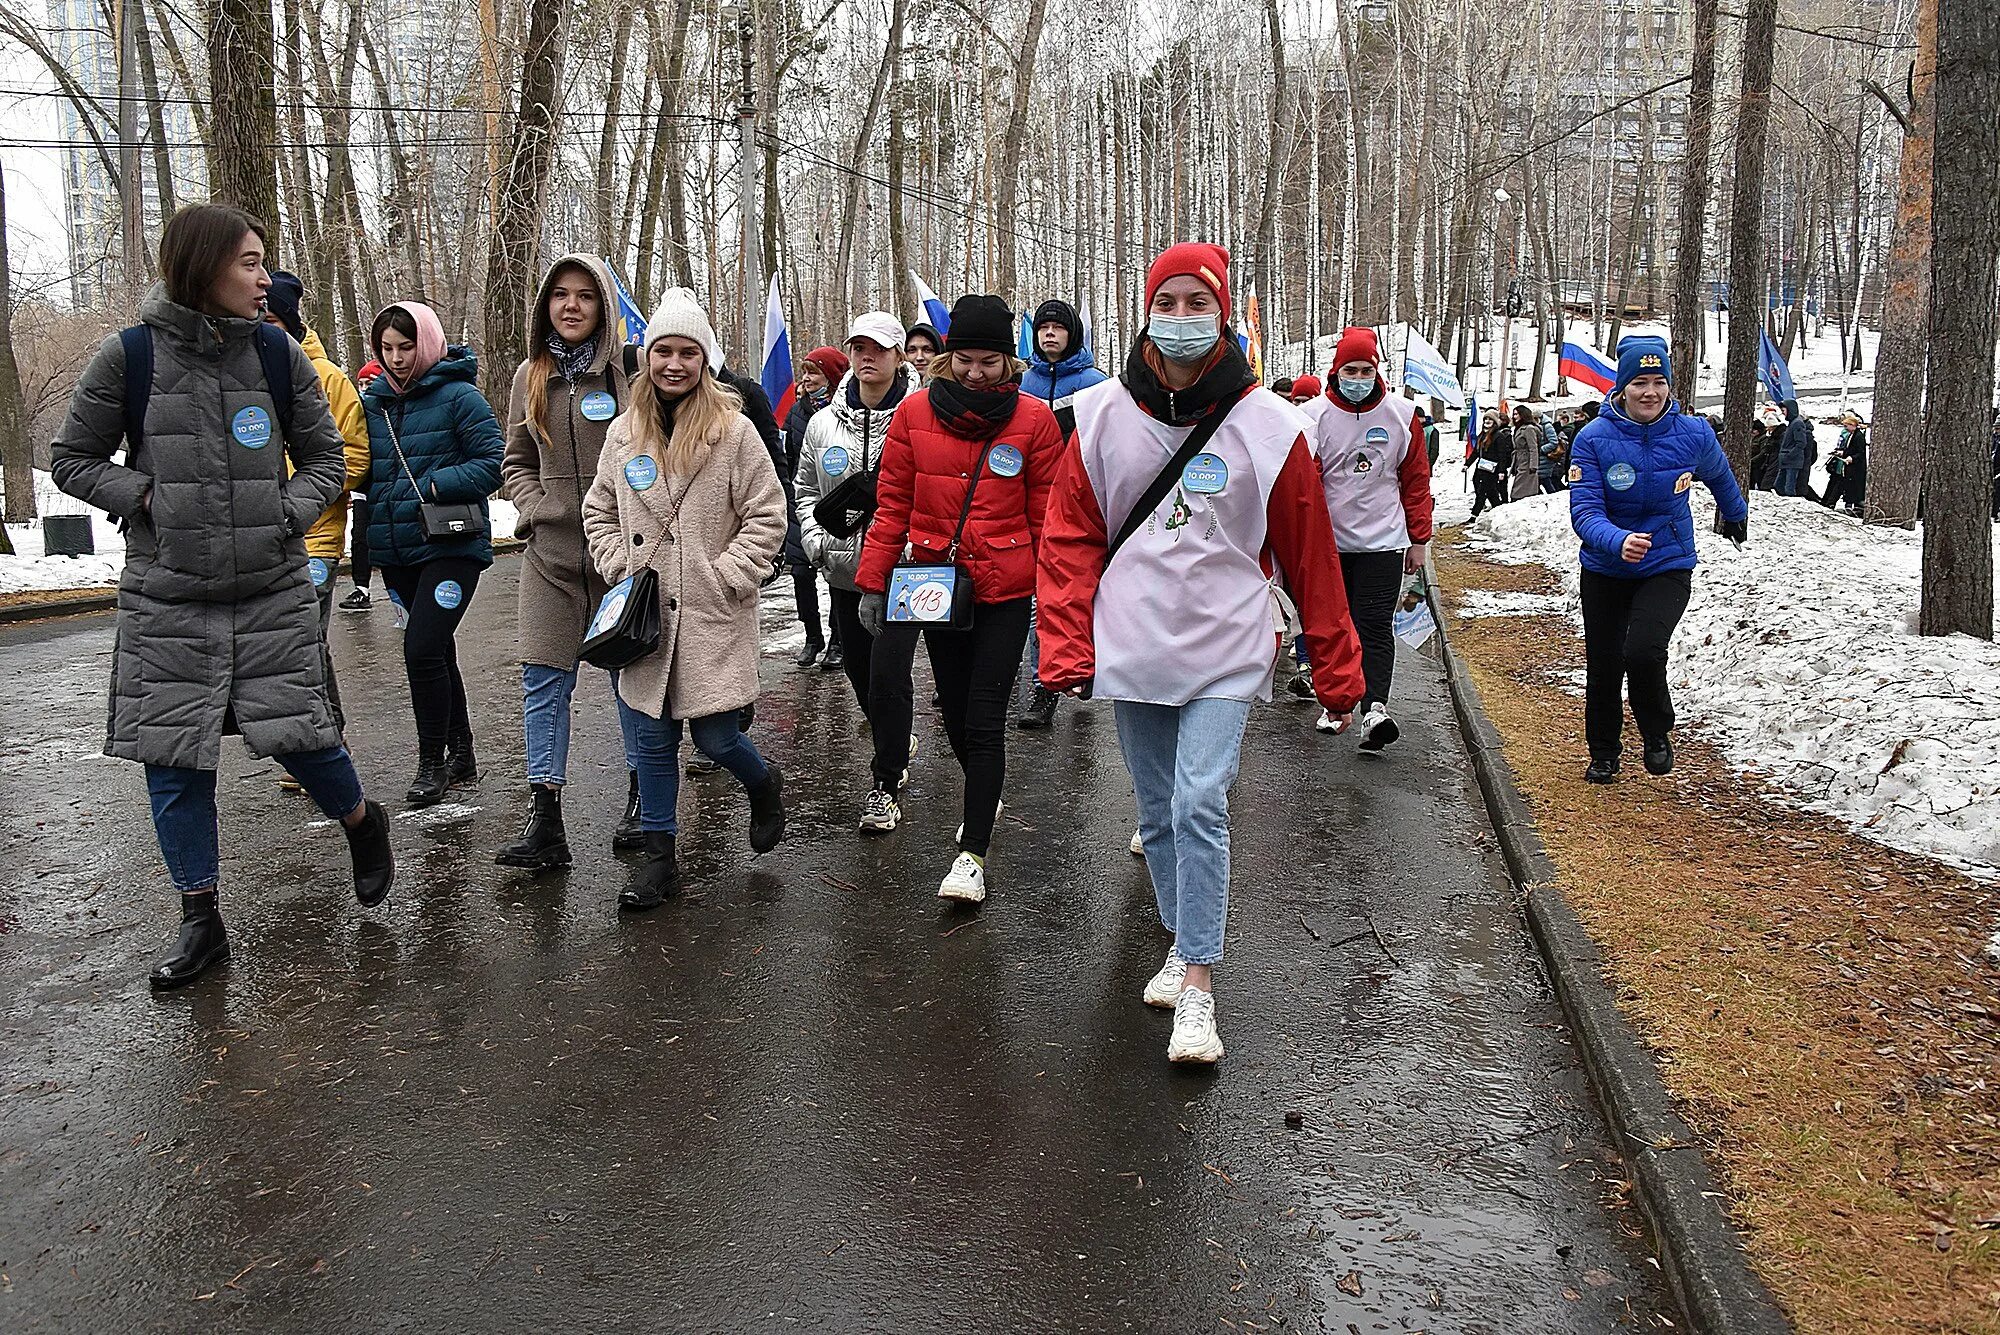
[382,407,485,541]
[579,568,662,670]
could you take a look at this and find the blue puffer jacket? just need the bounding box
[1021,347,1108,436]
[1568,400,1747,579]
[363,348,506,568]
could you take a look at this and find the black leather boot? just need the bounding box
[1583,756,1622,785]
[794,638,824,668]
[446,727,480,788]
[747,764,786,853]
[406,744,449,807]
[1643,736,1675,776]
[496,784,571,870]
[150,892,228,991]
[619,831,679,912]
[612,770,644,850]
[344,799,395,906]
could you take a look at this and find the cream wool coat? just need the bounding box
[582,408,786,721]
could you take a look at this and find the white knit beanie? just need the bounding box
[642,288,722,371]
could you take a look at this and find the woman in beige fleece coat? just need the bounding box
[581,289,788,911]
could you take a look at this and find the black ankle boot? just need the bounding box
[406,745,449,807]
[1016,685,1059,730]
[496,784,571,870]
[344,799,395,906]
[747,764,786,853]
[446,728,479,788]
[1643,736,1675,776]
[150,893,228,991]
[794,638,824,668]
[1583,755,1622,785]
[619,831,679,912]
[820,643,844,671]
[612,770,643,851]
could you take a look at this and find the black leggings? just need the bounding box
[829,587,873,718]
[1579,567,1692,760]
[792,566,837,649]
[868,596,1032,856]
[1340,549,1405,709]
[350,499,372,586]
[379,559,482,752]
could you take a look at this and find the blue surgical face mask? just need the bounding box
[1148,312,1221,363]
[1337,375,1375,404]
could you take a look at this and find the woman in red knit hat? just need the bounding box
[1036,243,1366,1064]
[782,345,852,668]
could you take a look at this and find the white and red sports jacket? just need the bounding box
[1312,380,1434,554]
[1036,379,1366,710]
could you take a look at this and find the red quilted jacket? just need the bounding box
[855,388,1064,603]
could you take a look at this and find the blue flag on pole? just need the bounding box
[603,260,646,345]
[1758,329,1796,404]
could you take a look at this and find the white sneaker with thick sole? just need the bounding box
[955,798,1004,845]
[938,852,987,903]
[1315,709,1340,733]
[1143,945,1189,1008]
[1358,704,1400,751]
[858,787,901,834]
[1129,827,1146,857]
[1168,985,1224,1063]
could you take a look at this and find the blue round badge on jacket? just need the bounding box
[308,557,331,587]
[232,405,272,449]
[987,443,1024,478]
[625,455,658,491]
[1605,461,1637,491]
[1182,453,1228,495]
[580,390,617,422]
[1365,426,1391,447]
[434,580,464,610]
[823,445,851,478]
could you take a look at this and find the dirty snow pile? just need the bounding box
[1457,487,2000,882]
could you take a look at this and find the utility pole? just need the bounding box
[116,0,144,289]
[737,5,758,362]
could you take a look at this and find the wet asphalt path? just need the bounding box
[0,556,1670,1332]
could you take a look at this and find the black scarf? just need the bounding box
[847,368,911,413]
[927,377,1019,441]
[1122,332,1257,426]
[548,333,598,383]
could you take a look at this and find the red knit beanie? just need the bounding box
[1290,374,1322,400]
[802,346,850,382]
[1331,326,1380,370]
[1146,243,1231,318]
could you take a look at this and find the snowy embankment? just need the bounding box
[1445,469,2000,887]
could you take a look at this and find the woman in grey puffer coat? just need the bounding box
[49,202,394,993]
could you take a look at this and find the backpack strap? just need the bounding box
[119,325,153,450]
[254,321,296,434]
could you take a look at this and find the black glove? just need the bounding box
[1719,516,1748,546]
[858,591,887,638]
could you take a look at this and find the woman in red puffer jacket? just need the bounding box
[854,294,1063,906]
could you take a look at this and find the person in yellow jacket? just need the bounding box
[267,272,371,732]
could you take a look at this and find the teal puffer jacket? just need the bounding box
[363,347,505,568]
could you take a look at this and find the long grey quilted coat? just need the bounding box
[50,286,351,770]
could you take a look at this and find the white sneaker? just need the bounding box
[955,798,1003,845]
[859,787,901,833]
[1129,827,1146,857]
[903,732,918,787]
[1358,704,1400,751]
[1167,985,1224,1063]
[938,852,986,903]
[1315,709,1339,733]
[1143,945,1189,1008]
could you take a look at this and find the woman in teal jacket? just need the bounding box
[1567,335,1747,784]
[363,300,505,806]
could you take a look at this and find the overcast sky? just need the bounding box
[2,48,72,299]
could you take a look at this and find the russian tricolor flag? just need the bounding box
[759,276,794,422]
[1558,340,1616,395]
[911,271,951,336]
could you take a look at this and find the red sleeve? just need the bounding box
[855,404,917,594]
[1033,436,1105,692]
[1267,435,1366,713]
[1022,405,1063,560]
[1400,415,1435,544]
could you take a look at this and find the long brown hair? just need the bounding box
[622,363,744,477]
[522,260,604,443]
[159,202,267,310]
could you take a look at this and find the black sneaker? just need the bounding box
[1583,756,1621,785]
[339,587,372,611]
[1285,671,1316,702]
[1643,736,1675,776]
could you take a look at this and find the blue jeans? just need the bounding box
[522,664,579,785]
[615,698,770,835]
[1113,697,1253,966]
[1775,466,1804,497]
[145,747,364,893]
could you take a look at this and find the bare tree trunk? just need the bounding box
[1868,0,1937,526]
[360,28,423,300]
[134,0,176,222]
[1248,0,1287,315]
[660,0,698,291]
[482,0,567,392]
[1917,0,1999,637]
[992,0,1050,301]
[1719,0,1779,486]
[0,166,31,527]
[1668,0,1719,407]
[832,0,908,310]
[887,58,915,327]
[595,0,637,258]
[208,0,281,239]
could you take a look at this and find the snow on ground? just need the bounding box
[1444,472,2000,913]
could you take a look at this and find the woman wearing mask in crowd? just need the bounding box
[1037,242,1365,1064]
[904,324,942,379]
[1568,336,1746,784]
[492,255,629,871]
[582,290,789,911]
[50,202,395,990]
[363,300,506,806]
[782,346,850,669]
[854,295,1064,905]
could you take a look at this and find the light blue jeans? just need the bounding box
[615,698,769,835]
[522,664,638,785]
[1113,697,1253,966]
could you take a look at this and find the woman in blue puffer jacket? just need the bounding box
[363,300,506,806]
[1567,335,1747,785]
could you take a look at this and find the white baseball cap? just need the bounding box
[846,311,906,351]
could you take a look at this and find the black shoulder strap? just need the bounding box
[943,451,988,562]
[1105,399,1236,566]
[119,325,153,450]
[254,322,296,432]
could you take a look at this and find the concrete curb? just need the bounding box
[1422,569,1791,1335]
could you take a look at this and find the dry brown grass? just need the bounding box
[1434,533,2000,1335]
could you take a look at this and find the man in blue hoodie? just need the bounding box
[1567,336,1748,784]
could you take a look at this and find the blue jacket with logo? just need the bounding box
[364,347,505,569]
[1568,400,1747,579]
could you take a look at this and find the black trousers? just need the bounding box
[1341,549,1405,709]
[1579,567,1692,760]
[868,596,1032,856]
[792,566,838,649]
[828,587,873,719]
[379,558,482,753]
[1470,467,1508,516]
[349,498,372,586]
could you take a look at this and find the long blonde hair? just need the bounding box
[623,363,744,476]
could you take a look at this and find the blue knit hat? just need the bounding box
[1613,335,1670,396]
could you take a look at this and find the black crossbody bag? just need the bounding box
[382,407,485,541]
[885,453,987,631]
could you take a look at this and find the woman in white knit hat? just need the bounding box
[581,289,790,910]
